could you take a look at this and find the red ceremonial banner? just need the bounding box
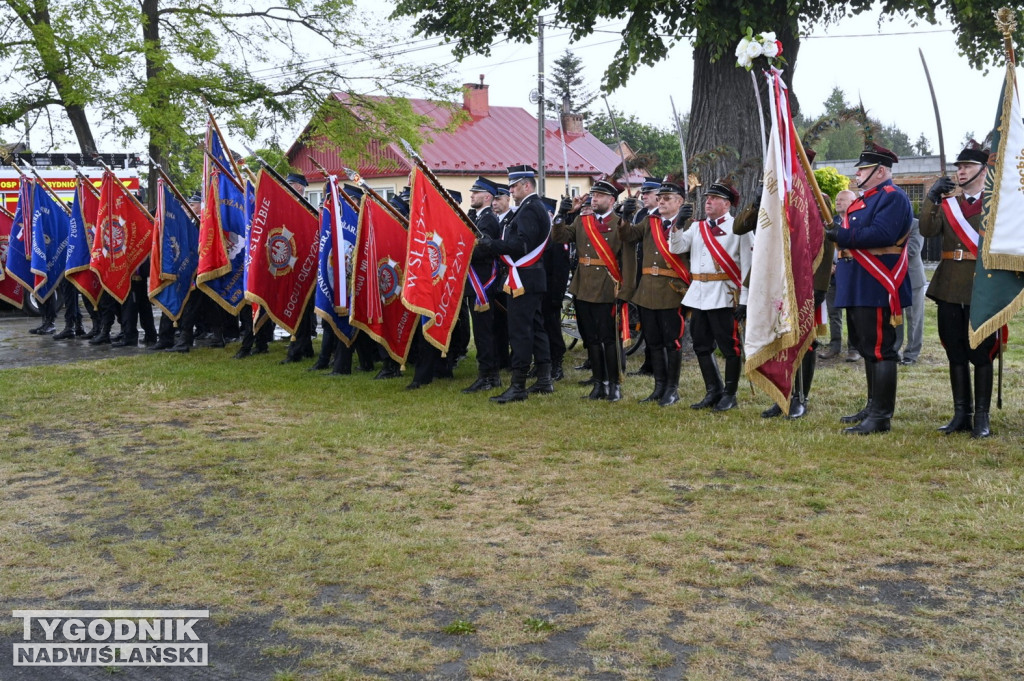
[0,207,27,307]
[350,195,417,363]
[402,168,474,353]
[244,169,320,335]
[66,180,104,307]
[89,171,154,303]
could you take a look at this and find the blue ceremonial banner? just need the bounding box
[4,180,34,292]
[205,113,243,186]
[314,176,357,345]
[30,183,71,303]
[150,179,199,320]
[65,182,92,274]
[196,169,248,313]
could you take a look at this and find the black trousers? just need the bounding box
[507,291,549,372]
[936,301,998,367]
[60,279,81,327]
[691,307,741,359]
[847,306,900,362]
[239,305,273,352]
[640,306,685,354]
[576,299,615,347]
[469,299,499,374]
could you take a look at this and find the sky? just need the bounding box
[350,1,1012,163]
[6,1,1016,164]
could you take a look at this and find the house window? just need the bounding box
[305,190,323,208]
[571,185,581,197]
[371,186,396,200]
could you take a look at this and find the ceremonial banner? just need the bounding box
[0,207,27,307]
[206,113,244,186]
[402,167,474,353]
[980,61,1024,270]
[969,61,1024,344]
[314,175,357,344]
[149,178,199,320]
[65,178,104,306]
[744,66,825,413]
[196,166,247,313]
[30,182,71,303]
[350,195,416,363]
[245,168,320,335]
[89,171,154,303]
[4,180,34,293]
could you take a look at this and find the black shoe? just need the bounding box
[606,383,622,402]
[307,361,330,371]
[252,346,269,355]
[209,339,226,349]
[279,355,304,365]
[35,322,57,335]
[53,327,76,340]
[111,338,138,348]
[552,365,564,381]
[73,326,87,338]
[328,368,352,376]
[142,335,157,346]
[153,340,174,351]
[88,332,112,346]
[787,399,807,420]
[233,348,252,359]
[761,403,783,419]
[971,411,992,439]
[585,382,608,400]
[81,327,98,340]
[406,381,424,390]
[168,343,190,353]
[462,377,496,394]
[111,332,124,343]
[712,394,738,412]
[374,367,401,379]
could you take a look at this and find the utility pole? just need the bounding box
[537,15,545,196]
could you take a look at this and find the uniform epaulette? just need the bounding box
[883,185,896,193]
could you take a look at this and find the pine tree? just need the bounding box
[547,50,597,121]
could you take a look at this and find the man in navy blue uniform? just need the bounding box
[825,143,914,434]
[461,176,504,393]
[477,165,551,403]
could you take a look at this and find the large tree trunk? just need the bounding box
[142,0,163,210]
[686,24,801,214]
[65,104,98,157]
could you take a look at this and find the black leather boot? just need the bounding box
[840,358,874,424]
[528,363,555,394]
[586,345,607,399]
[603,342,621,402]
[659,349,683,407]
[938,364,973,434]
[690,353,723,409]
[787,349,816,420]
[713,356,741,411]
[639,348,667,404]
[972,362,993,439]
[491,369,529,403]
[845,359,896,434]
[53,325,76,340]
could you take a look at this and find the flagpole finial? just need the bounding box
[995,7,1016,37]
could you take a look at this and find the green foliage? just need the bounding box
[442,619,476,635]
[914,132,933,155]
[1,0,459,191]
[801,87,919,161]
[813,166,849,200]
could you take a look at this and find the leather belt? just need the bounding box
[838,246,904,260]
[692,272,732,282]
[578,255,607,267]
[642,265,682,279]
[941,249,976,261]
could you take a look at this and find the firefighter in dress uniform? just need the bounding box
[669,179,752,412]
[919,141,998,438]
[825,143,914,435]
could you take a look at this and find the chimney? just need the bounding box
[463,75,489,117]
[560,94,583,135]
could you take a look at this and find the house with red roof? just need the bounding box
[286,79,634,208]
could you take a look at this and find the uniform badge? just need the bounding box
[266,225,298,277]
[377,256,402,305]
[426,231,447,284]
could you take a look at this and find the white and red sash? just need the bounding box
[648,216,691,284]
[842,202,909,325]
[940,195,980,257]
[581,213,622,284]
[500,215,550,297]
[468,262,498,311]
[698,218,742,288]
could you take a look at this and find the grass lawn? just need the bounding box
[2,302,1023,680]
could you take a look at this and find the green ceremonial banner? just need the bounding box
[969,62,1024,347]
